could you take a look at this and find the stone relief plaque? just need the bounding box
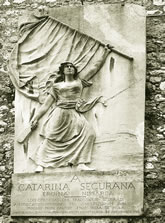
[9,4,146,216]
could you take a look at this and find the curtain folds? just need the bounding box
[8,16,110,102]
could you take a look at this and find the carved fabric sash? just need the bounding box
[56,100,76,109]
[56,97,101,113]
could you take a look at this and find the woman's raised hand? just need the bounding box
[76,98,86,108]
[30,119,38,130]
[99,96,108,107]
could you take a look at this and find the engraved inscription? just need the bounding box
[11,172,143,216]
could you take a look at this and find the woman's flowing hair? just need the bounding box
[45,62,78,94]
[57,62,78,82]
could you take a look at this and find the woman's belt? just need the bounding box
[56,100,76,109]
[56,96,102,113]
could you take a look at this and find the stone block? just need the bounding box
[150,76,162,83]
[153,0,165,6]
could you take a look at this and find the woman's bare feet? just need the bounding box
[77,164,95,171]
[35,165,44,173]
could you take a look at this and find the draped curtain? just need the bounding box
[8,16,110,103]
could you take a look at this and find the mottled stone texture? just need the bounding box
[0,0,165,222]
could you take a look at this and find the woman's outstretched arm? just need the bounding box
[31,94,54,128]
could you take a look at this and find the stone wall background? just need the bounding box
[0,0,165,222]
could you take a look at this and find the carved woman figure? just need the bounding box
[30,62,106,172]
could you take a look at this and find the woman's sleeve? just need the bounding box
[48,85,58,101]
[80,78,93,88]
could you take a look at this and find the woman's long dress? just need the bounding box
[31,79,100,168]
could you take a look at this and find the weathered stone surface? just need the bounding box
[0,120,7,127]
[147,156,158,162]
[146,173,157,179]
[0,166,5,172]
[152,208,161,216]
[160,81,165,90]
[0,128,5,133]
[150,76,162,83]
[13,0,26,3]
[153,0,165,6]
[145,163,154,170]
[155,94,165,102]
